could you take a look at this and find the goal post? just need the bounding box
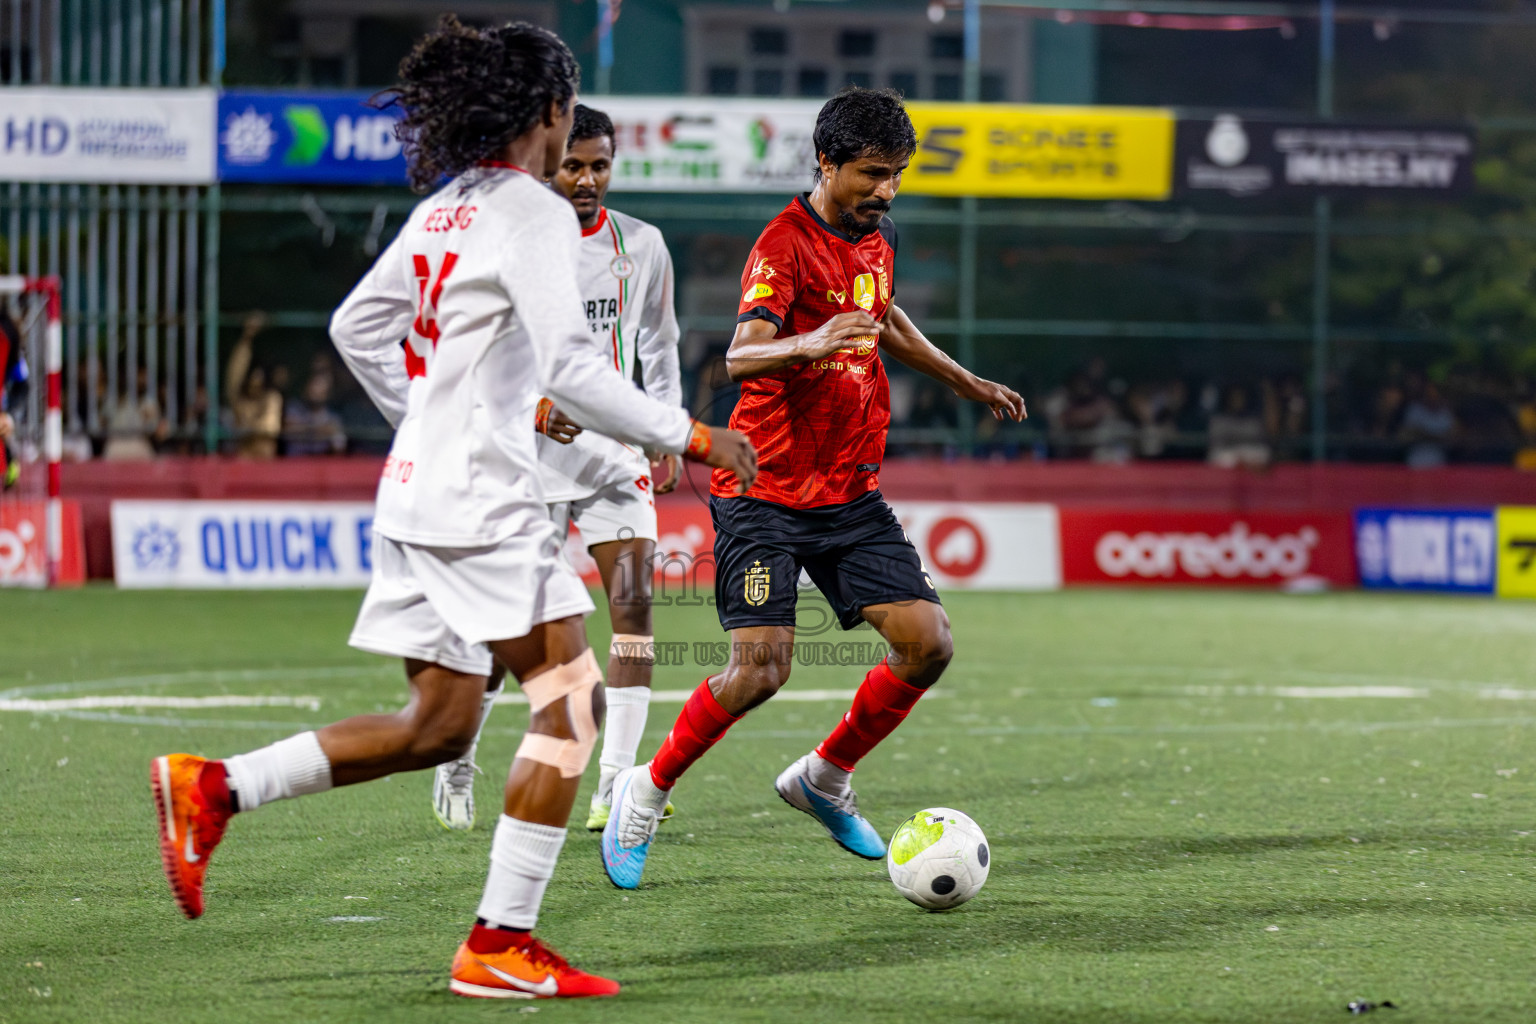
[0,275,64,586]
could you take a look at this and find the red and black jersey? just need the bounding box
[710,195,897,509]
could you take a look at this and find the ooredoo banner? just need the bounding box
[112,500,376,589]
[0,87,217,184]
[1059,509,1355,587]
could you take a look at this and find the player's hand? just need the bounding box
[534,398,584,444]
[653,452,680,494]
[804,311,882,361]
[684,422,757,495]
[0,412,12,439]
[960,377,1027,422]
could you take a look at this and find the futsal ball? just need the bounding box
[887,807,989,910]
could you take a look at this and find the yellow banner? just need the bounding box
[902,103,1175,200]
[1496,506,1536,599]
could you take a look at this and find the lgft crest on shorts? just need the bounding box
[744,560,771,606]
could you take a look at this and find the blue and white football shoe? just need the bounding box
[600,764,668,889]
[774,753,887,860]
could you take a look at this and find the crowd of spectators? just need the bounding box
[37,319,1536,470]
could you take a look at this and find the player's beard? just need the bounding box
[839,199,890,237]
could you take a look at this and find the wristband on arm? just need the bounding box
[685,420,712,461]
[534,397,554,435]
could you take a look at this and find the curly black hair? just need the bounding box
[385,16,581,193]
[812,86,917,182]
[569,104,615,150]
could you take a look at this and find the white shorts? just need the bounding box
[552,477,658,548]
[349,529,595,676]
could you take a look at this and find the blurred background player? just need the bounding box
[431,104,684,834]
[0,302,27,490]
[148,17,755,1000]
[602,87,1025,889]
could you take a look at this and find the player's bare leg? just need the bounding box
[152,661,488,918]
[585,536,676,829]
[433,667,506,830]
[452,614,620,999]
[778,598,952,857]
[601,625,791,887]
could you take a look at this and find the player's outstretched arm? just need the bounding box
[508,204,758,493]
[881,303,1026,422]
[329,233,415,428]
[725,311,882,382]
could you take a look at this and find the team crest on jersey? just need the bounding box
[750,257,776,280]
[744,282,774,303]
[826,289,847,305]
[610,254,636,280]
[744,560,771,606]
[853,273,876,311]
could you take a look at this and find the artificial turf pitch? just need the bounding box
[3,586,1535,1023]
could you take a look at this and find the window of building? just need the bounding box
[889,70,919,98]
[752,68,784,95]
[930,33,964,60]
[845,70,873,89]
[749,27,787,55]
[798,67,829,97]
[932,72,961,100]
[838,30,877,58]
[981,72,1005,102]
[708,66,739,95]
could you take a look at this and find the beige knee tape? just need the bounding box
[514,648,602,778]
[609,633,655,666]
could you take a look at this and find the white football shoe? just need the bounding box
[433,753,480,831]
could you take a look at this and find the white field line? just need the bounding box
[1177,685,1428,699]
[0,695,322,713]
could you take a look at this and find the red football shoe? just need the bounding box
[150,754,231,919]
[450,932,620,999]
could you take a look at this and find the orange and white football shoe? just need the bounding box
[450,931,620,999]
[150,753,232,919]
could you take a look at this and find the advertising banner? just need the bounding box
[1495,506,1536,599]
[112,500,376,589]
[599,96,820,194]
[1175,114,1475,198]
[903,103,1175,199]
[218,91,407,185]
[0,500,84,587]
[1355,507,1495,594]
[1059,509,1355,587]
[0,87,216,184]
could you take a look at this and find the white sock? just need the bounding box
[597,686,651,801]
[632,761,672,807]
[806,751,852,795]
[223,731,333,813]
[462,679,504,763]
[475,815,568,931]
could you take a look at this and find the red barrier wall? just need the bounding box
[64,457,1536,579]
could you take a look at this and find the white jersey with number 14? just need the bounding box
[329,165,692,549]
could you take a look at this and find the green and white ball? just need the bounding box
[887,807,990,910]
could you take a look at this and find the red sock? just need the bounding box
[649,679,740,789]
[467,922,529,954]
[817,660,926,771]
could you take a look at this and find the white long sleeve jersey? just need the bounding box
[329,165,693,548]
[536,206,682,503]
